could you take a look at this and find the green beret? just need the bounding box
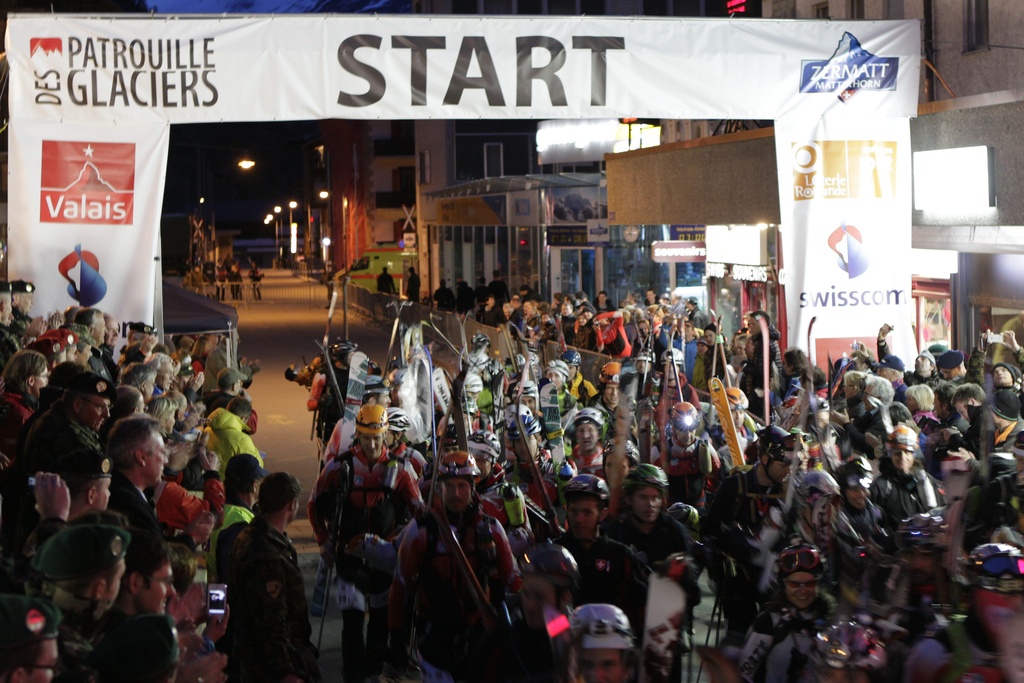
[32,525,130,581]
[0,595,61,649]
[54,449,113,480]
[87,614,179,682]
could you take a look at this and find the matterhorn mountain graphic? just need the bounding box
[64,162,120,194]
[800,31,899,100]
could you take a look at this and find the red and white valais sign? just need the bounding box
[39,140,135,225]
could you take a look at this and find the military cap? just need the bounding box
[86,614,179,682]
[27,337,67,359]
[363,376,391,395]
[0,282,11,294]
[40,328,79,345]
[11,280,35,294]
[65,322,95,346]
[127,322,155,335]
[0,595,61,650]
[54,449,113,479]
[66,372,117,402]
[32,524,130,581]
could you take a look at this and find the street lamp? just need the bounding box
[238,158,255,170]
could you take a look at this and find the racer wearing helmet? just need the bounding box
[505,404,564,540]
[569,409,606,477]
[307,402,423,682]
[556,475,645,632]
[870,425,944,534]
[966,430,1024,550]
[702,423,796,638]
[737,544,833,683]
[384,407,427,480]
[545,359,579,418]
[833,458,888,613]
[660,401,717,511]
[571,604,637,683]
[881,513,951,643]
[562,349,598,404]
[389,449,519,682]
[812,620,887,682]
[906,543,1024,683]
[298,339,357,440]
[603,464,698,604]
[469,542,580,681]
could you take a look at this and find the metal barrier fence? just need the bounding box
[345,283,612,386]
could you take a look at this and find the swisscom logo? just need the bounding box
[800,32,899,102]
[58,244,108,307]
[39,140,135,225]
[827,222,870,279]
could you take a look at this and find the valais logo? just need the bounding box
[827,222,870,279]
[39,141,135,225]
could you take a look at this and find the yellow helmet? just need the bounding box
[356,404,388,435]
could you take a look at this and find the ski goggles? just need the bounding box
[778,547,822,574]
[845,474,873,490]
[975,555,1024,594]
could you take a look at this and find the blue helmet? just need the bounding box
[561,349,582,367]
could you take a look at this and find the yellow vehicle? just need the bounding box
[338,243,417,294]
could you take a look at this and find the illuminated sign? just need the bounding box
[536,118,660,164]
[706,261,770,282]
[651,240,706,263]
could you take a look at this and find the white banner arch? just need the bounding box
[5,14,920,355]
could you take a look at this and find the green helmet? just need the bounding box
[623,464,669,492]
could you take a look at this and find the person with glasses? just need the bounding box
[736,543,835,683]
[905,543,1024,683]
[869,426,944,535]
[0,594,62,683]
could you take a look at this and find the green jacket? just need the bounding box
[207,502,255,582]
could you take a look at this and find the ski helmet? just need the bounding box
[602,438,640,468]
[467,430,502,463]
[561,350,582,367]
[519,379,540,400]
[814,621,887,672]
[329,339,358,358]
[886,425,918,453]
[385,407,410,433]
[506,405,542,441]
[546,360,570,382]
[472,332,491,349]
[797,470,840,511]
[355,404,388,435]
[463,373,484,394]
[968,543,1024,593]
[623,464,669,493]
[726,387,749,410]
[438,450,480,480]
[563,474,610,506]
[571,604,634,651]
[757,425,791,461]
[520,541,580,595]
[599,362,622,386]
[662,348,684,367]
[839,457,874,491]
[572,408,606,430]
[670,402,700,433]
[896,513,946,551]
[366,360,382,376]
[667,502,700,530]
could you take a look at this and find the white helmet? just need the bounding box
[519,379,539,399]
[467,430,502,463]
[572,408,606,430]
[571,604,634,650]
[546,359,570,381]
[464,372,484,394]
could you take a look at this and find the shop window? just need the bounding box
[848,0,864,18]
[964,0,989,51]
